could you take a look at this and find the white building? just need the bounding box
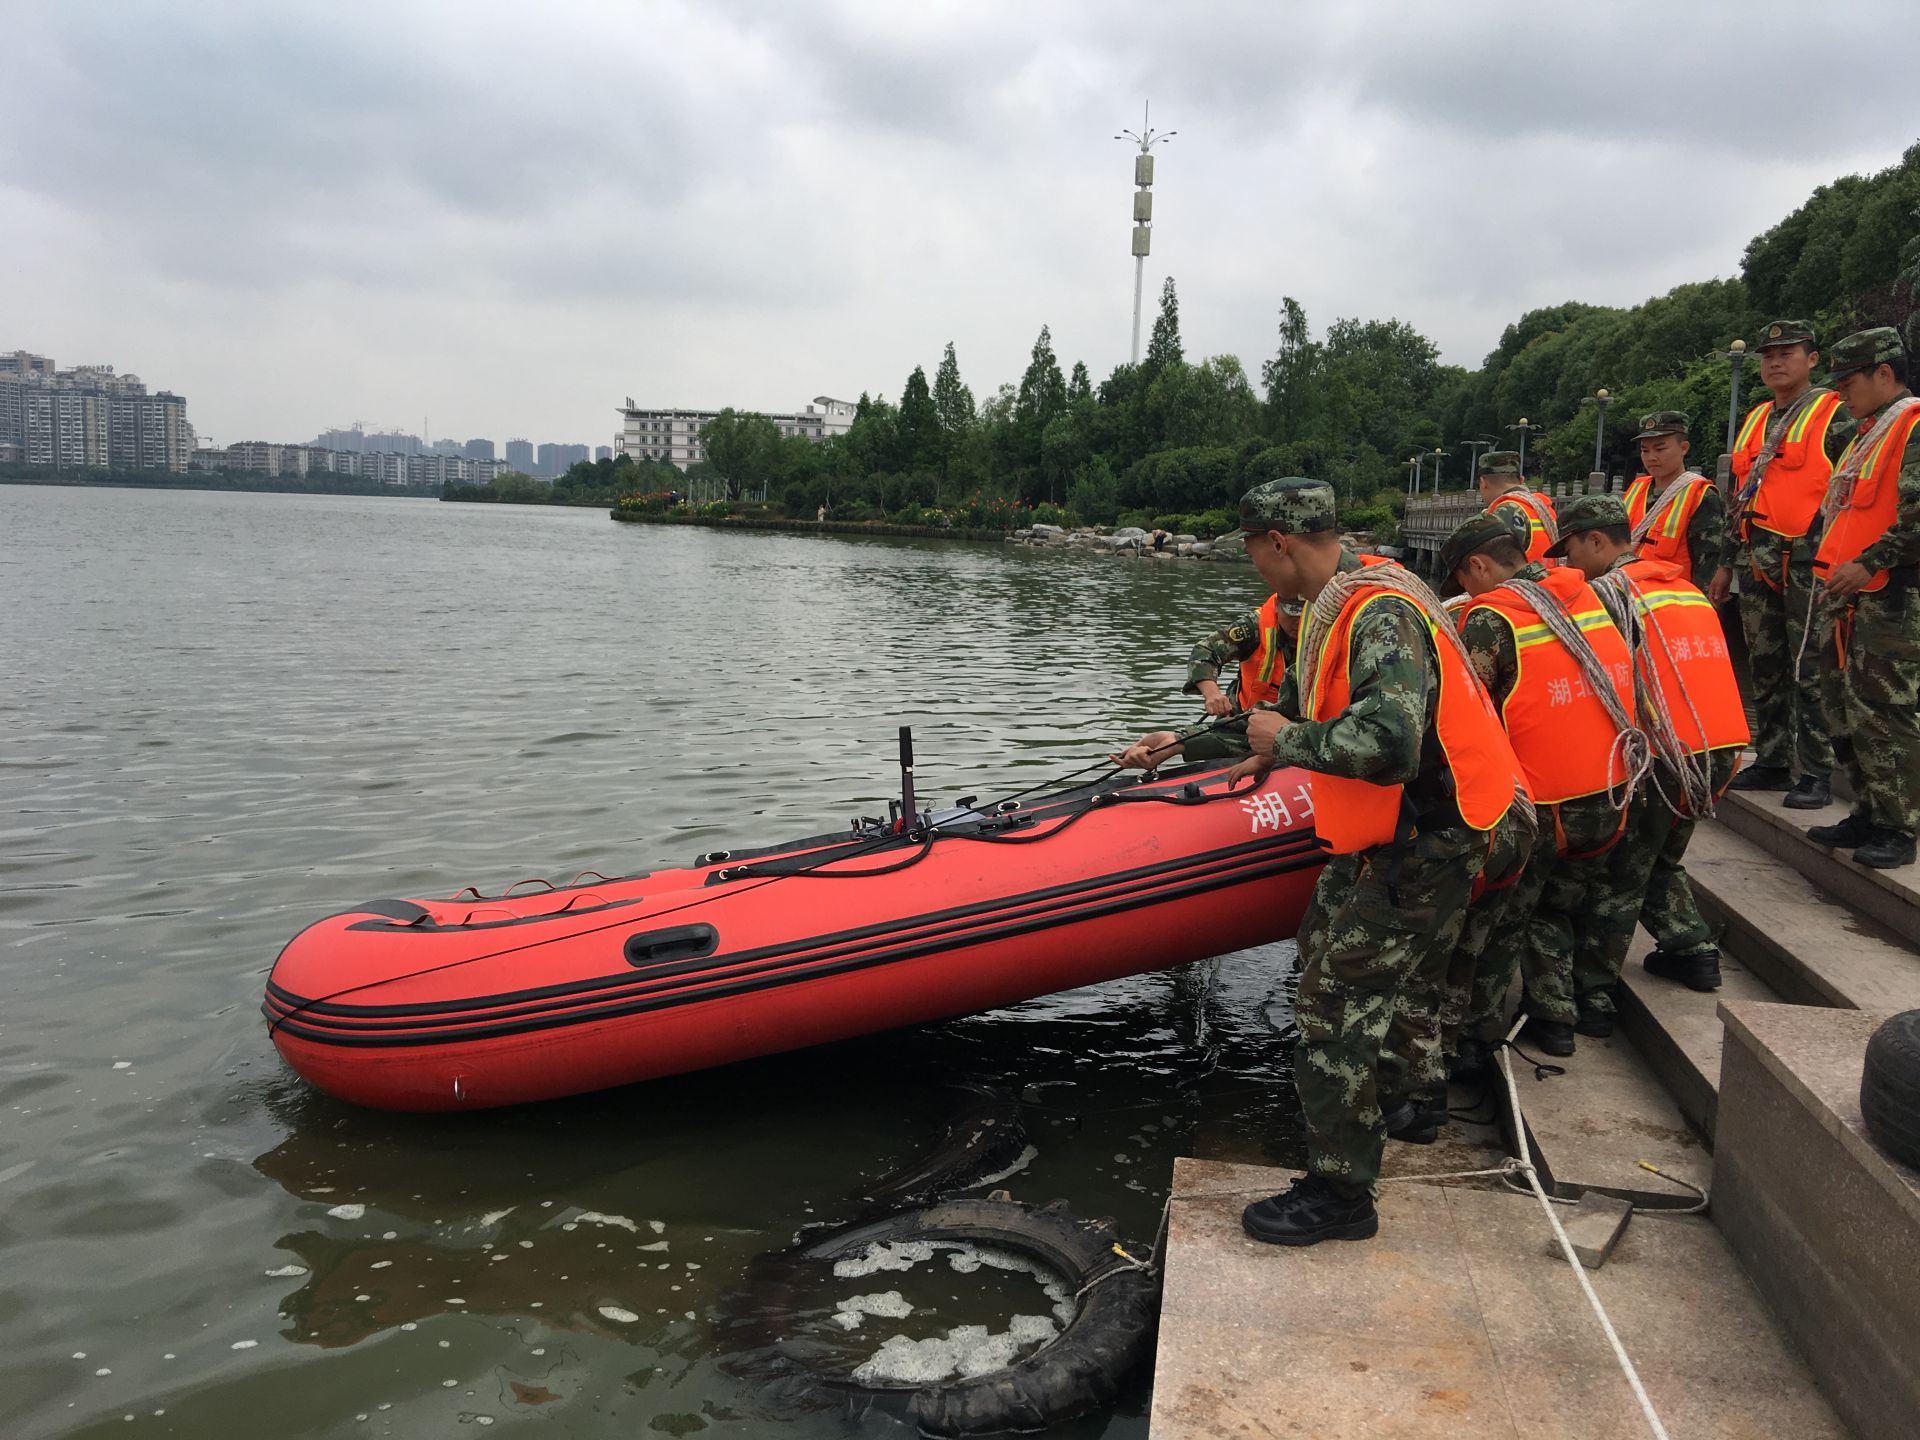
[614,395,857,468]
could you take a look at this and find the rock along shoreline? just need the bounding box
[608,510,1259,561]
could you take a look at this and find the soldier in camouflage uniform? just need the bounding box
[1437,514,1628,1059]
[1106,602,1305,772]
[1222,478,1524,1247]
[1807,327,1920,870]
[1727,320,1846,809]
[1554,494,1745,999]
[1184,598,1300,717]
[1626,410,1734,600]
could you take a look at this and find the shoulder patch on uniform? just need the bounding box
[1226,623,1252,644]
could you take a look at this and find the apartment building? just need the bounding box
[0,351,193,472]
[614,395,855,468]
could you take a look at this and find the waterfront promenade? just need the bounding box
[1149,783,1920,1439]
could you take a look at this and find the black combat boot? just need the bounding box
[1643,946,1722,992]
[1728,763,1792,792]
[1242,1174,1378,1246]
[1808,811,1874,847]
[1782,773,1831,810]
[1383,1094,1443,1145]
[1448,1038,1491,1083]
[1853,828,1916,870]
[1575,1006,1616,1038]
[1520,1016,1576,1057]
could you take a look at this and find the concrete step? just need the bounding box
[1615,927,1779,1144]
[1715,788,1920,941]
[1685,820,1920,1010]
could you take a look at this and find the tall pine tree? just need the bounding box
[1146,277,1184,373]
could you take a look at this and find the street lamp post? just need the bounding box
[1115,103,1175,367]
[1580,388,1612,473]
[1406,454,1424,496]
[1432,447,1446,491]
[1507,417,1545,478]
[1460,436,1496,486]
[1710,338,1751,455]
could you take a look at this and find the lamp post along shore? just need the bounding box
[1711,338,1752,482]
[1460,436,1496,487]
[1116,103,1174,366]
[1508,417,1544,479]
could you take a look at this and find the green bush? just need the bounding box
[1030,502,1071,527]
[702,499,732,518]
[1149,508,1237,538]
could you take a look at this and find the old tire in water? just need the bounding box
[776,1197,1156,1436]
[1861,1009,1920,1170]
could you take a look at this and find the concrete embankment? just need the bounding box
[607,511,1011,542]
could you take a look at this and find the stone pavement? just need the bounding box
[1149,1029,1851,1439]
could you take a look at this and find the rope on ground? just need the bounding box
[1495,1015,1672,1440]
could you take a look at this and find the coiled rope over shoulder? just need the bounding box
[1295,561,1536,831]
[1502,576,1651,810]
[1591,568,1716,819]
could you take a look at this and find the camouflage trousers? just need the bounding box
[1738,531,1833,777]
[1437,806,1540,1054]
[1294,825,1485,1195]
[1820,584,1920,837]
[1559,751,1740,1012]
[1463,792,1628,1031]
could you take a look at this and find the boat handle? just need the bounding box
[623,924,719,968]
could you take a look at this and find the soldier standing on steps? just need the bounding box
[1221,478,1528,1248]
[1624,411,1734,602]
[1807,327,1920,872]
[1726,320,1847,811]
[1478,450,1560,565]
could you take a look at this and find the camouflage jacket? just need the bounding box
[1673,478,1732,586]
[1184,608,1264,695]
[1850,387,1920,576]
[1267,553,1457,820]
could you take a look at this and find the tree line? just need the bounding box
[601,143,1920,537]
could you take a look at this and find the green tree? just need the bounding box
[1067,360,1092,403]
[898,365,940,474]
[699,408,782,499]
[1014,324,1069,493]
[1146,276,1183,373]
[1261,296,1320,443]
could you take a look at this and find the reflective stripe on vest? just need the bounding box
[1618,558,1750,755]
[1237,594,1284,709]
[1490,490,1559,566]
[1301,584,1524,855]
[1730,392,1842,541]
[1625,474,1712,577]
[1461,568,1636,804]
[1815,402,1920,594]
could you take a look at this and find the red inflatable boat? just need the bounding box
[265,757,1325,1111]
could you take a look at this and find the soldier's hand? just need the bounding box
[1111,730,1181,769]
[1200,684,1236,718]
[1244,709,1287,757]
[1226,754,1272,788]
[1823,560,1872,598]
[1707,566,1733,605]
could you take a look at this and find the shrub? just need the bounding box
[702,499,732,518]
[1029,502,1071,528]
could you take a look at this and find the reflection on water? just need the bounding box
[0,486,1302,1438]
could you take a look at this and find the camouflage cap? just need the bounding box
[1633,409,1690,442]
[1543,493,1630,557]
[1826,326,1906,383]
[1756,319,1817,351]
[1477,450,1523,479]
[1231,477,1338,538]
[1437,513,1517,596]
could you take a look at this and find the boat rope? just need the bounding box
[1492,1016,1672,1439]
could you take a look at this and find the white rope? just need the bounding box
[1496,1016,1672,1440]
[1591,567,1717,818]
[1628,471,1710,549]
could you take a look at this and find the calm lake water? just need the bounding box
[0,485,1305,1439]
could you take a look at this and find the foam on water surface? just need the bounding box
[852,1314,1059,1385]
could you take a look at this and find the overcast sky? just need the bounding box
[5,1,1913,452]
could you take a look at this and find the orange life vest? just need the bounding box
[1237,595,1286,709]
[1488,489,1560,566]
[1625,473,1714,580]
[1729,391,1843,543]
[1300,577,1524,855]
[1613,557,1750,755]
[1814,399,1920,595]
[1460,567,1635,804]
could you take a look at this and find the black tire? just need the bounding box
[724,1198,1157,1437]
[1861,1009,1920,1171]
